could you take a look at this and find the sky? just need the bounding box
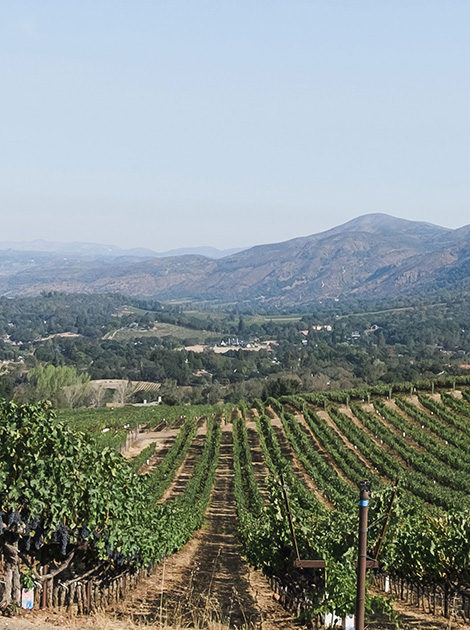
[1,0,469,251]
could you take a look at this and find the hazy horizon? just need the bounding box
[0,211,468,255]
[2,1,469,250]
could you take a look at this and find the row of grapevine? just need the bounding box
[418,394,470,438]
[395,397,470,452]
[232,410,400,619]
[275,391,470,615]
[145,416,199,502]
[350,403,470,506]
[0,401,222,609]
[254,409,322,514]
[129,441,157,473]
[268,402,355,509]
[374,401,470,475]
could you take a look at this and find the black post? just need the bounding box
[355,481,371,630]
[279,471,300,562]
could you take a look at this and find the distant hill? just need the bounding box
[0,240,244,260]
[1,214,469,304]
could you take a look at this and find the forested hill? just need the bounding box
[2,213,469,305]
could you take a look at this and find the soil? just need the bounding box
[123,428,180,462]
[368,591,470,630]
[7,592,470,630]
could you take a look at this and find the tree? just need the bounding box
[261,375,302,400]
[113,380,139,405]
[26,365,90,408]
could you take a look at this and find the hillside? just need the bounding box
[1,214,469,304]
[5,379,470,627]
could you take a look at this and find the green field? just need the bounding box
[109,321,218,343]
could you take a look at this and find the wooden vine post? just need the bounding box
[41,564,49,609]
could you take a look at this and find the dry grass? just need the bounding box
[0,609,233,630]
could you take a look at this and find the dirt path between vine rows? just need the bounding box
[159,428,206,503]
[6,598,470,630]
[107,423,294,629]
[123,428,180,461]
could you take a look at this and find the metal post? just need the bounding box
[355,481,370,630]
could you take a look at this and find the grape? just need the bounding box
[7,511,21,526]
[78,525,90,540]
[30,517,40,529]
[32,524,44,551]
[34,534,43,550]
[53,524,70,555]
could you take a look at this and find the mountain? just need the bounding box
[0,240,245,260]
[155,246,246,259]
[0,214,468,304]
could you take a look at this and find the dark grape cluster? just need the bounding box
[78,525,90,540]
[7,510,21,527]
[22,517,40,552]
[53,524,70,555]
[33,523,44,551]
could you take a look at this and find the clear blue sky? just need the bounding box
[1,1,469,251]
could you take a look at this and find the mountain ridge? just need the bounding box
[0,240,245,260]
[0,214,468,304]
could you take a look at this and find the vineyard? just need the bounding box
[3,376,470,628]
